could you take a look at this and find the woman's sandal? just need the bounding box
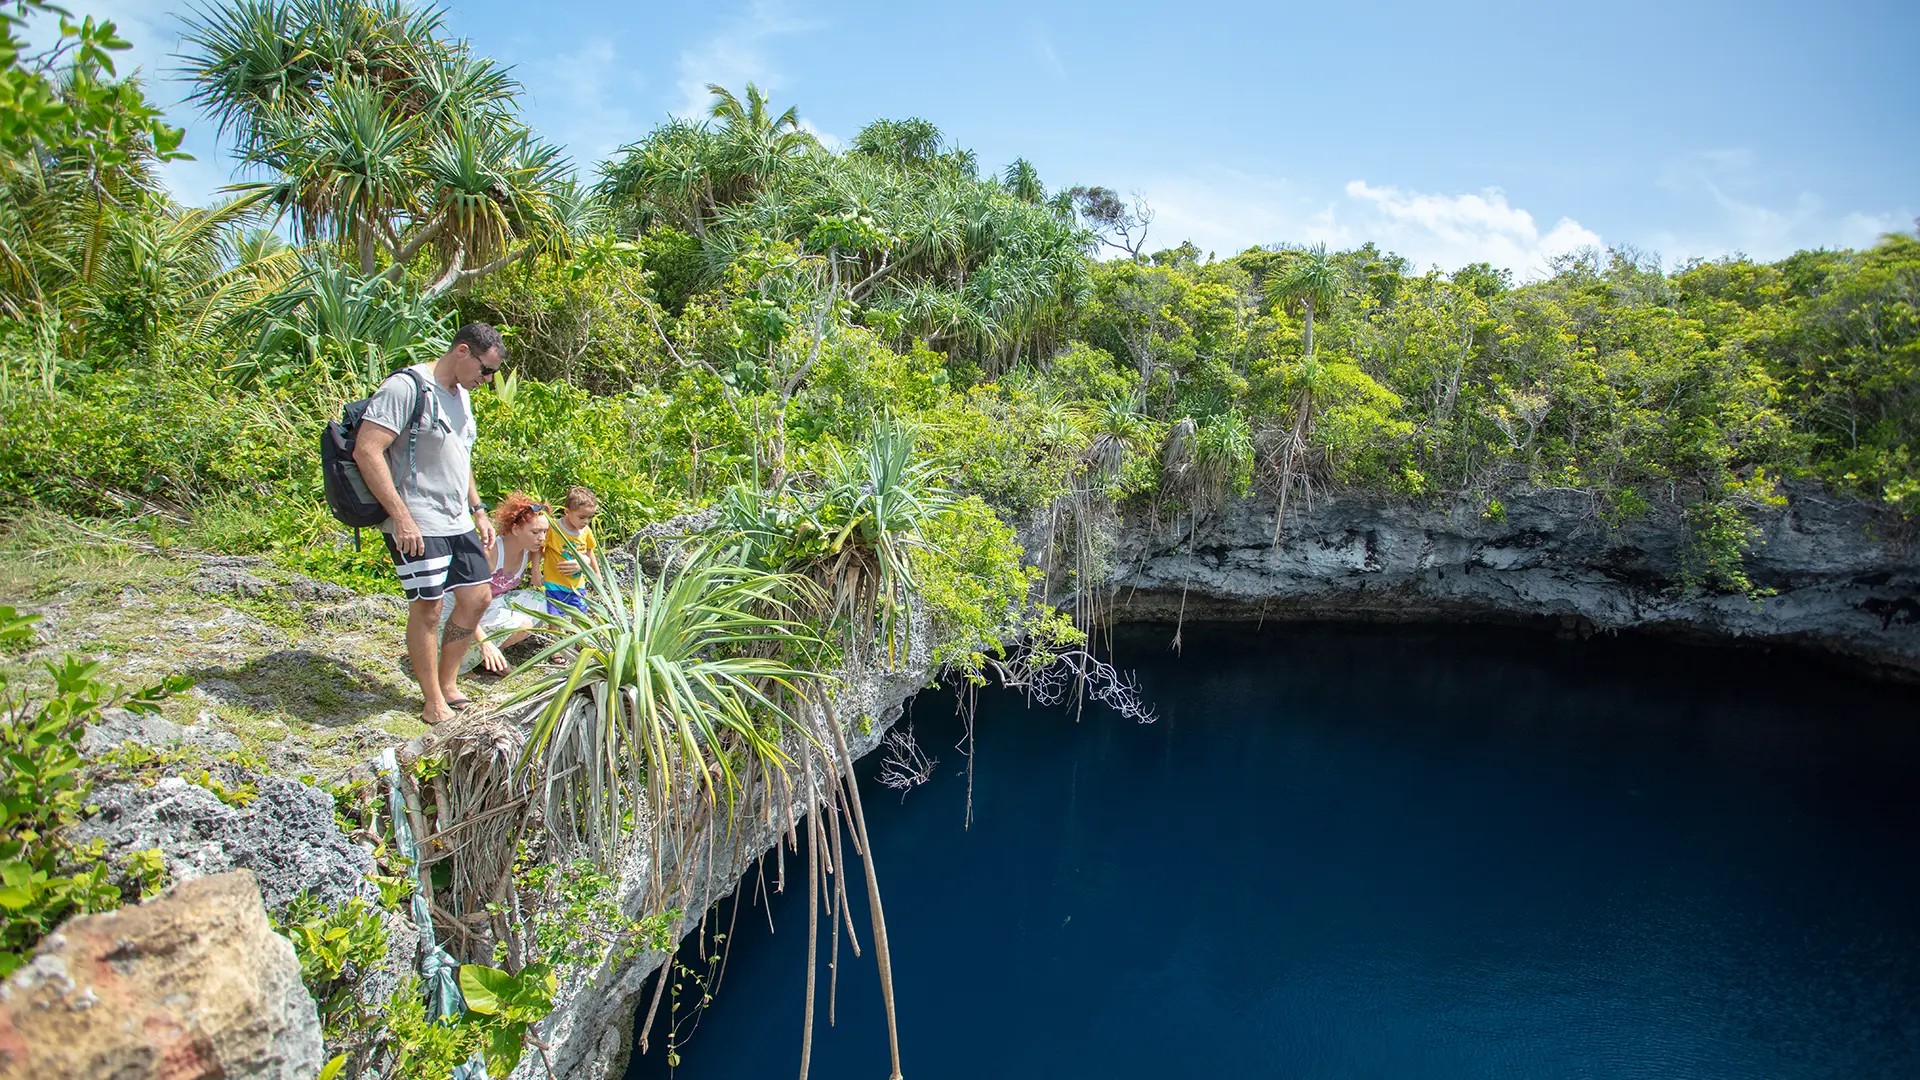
[445,697,479,712]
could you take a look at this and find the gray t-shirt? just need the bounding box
[360,365,476,537]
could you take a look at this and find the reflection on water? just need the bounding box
[631,623,1920,1079]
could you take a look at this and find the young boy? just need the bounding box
[540,486,599,615]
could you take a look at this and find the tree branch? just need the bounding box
[382,210,452,283]
[849,249,895,301]
[783,246,839,402]
[424,242,529,299]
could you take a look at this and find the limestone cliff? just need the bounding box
[1098,484,1919,676]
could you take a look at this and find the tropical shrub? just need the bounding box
[0,633,189,977]
[457,250,669,392]
[912,496,1040,676]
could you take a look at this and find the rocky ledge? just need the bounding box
[1101,484,1920,677]
[0,871,321,1080]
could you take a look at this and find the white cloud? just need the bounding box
[797,117,842,151]
[672,0,820,120]
[1838,211,1910,248]
[1142,168,1599,277]
[1034,30,1066,80]
[1648,150,1913,260]
[1343,180,1600,275]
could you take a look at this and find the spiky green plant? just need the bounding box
[509,547,820,888]
[814,419,951,662]
[235,256,451,387]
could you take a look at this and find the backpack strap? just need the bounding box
[396,368,432,493]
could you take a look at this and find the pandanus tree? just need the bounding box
[596,82,814,244]
[508,542,907,1079]
[1001,157,1045,204]
[180,0,581,297]
[1261,246,1346,539]
[707,81,814,186]
[599,109,1090,375]
[1268,242,1342,356]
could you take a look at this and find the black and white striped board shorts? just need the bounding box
[381,531,491,602]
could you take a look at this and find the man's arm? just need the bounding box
[353,421,424,557]
[467,469,496,550]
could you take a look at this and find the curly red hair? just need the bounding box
[493,492,547,536]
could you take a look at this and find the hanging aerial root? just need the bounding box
[799,743,822,1080]
[821,698,904,1080]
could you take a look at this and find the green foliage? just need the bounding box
[457,961,556,1076]
[186,767,258,808]
[0,368,320,512]
[122,846,166,899]
[793,333,949,438]
[516,859,676,972]
[1193,412,1255,500]
[1677,500,1770,599]
[919,382,1086,511]
[912,496,1039,677]
[0,644,188,976]
[1040,342,1137,404]
[275,891,389,1041]
[0,602,33,654]
[635,225,706,314]
[813,419,951,657]
[0,1,189,324]
[235,258,451,389]
[382,977,482,1080]
[457,247,668,391]
[473,375,689,539]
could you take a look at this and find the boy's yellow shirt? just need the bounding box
[542,521,597,591]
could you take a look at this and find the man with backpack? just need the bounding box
[351,323,507,724]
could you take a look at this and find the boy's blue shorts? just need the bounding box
[545,584,587,616]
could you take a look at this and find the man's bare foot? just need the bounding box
[423,704,455,725]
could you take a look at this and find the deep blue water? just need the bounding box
[630,623,1920,1080]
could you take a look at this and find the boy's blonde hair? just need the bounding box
[563,486,599,512]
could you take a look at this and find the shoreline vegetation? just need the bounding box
[0,1,1915,1077]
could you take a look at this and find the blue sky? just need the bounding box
[62,0,1919,276]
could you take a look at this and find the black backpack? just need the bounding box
[321,369,431,543]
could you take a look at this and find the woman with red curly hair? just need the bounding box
[460,492,549,673]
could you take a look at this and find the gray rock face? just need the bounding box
[68,774,375,914]
[1100,484,1920,676]
[82,705,243,756]
[0,870,323,1080]
[190,557,351,603]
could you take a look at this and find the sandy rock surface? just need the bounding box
[0,870,323,1080]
